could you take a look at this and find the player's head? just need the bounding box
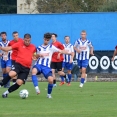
[24,34,31,46]
[0,32,7,41]
[81,30,87,39]
[64,36,70,44]
[44,33,51,45]
[12,31,19,41]
[51,33,57,42]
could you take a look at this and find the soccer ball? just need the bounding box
[19,89,29,99]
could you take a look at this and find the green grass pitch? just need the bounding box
[0,82,117,117]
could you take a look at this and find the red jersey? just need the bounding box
[8,38,23,61]
[11,41,36,68]
[51,41,64,62]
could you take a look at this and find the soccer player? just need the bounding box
[112,46,117,61]
[60,36,74,86]
[0,34,36,98]
[32,33,69,98]
[8,31,23,84]
[51,33,67,87]
[0,32,11,88]
[74,30,94,88]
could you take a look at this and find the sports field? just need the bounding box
[0,82,117,117]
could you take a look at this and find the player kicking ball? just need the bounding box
[74,30,94,88]
[59,36,74,86]
[0,34,36,98]
[32,33,69,98]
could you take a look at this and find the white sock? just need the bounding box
[35,86,40,93]
[3,90,9,95]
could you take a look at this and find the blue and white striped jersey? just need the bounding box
[74,38,93,60]
[35,44,59,67]
[63,43,74,62]
[0,40,11,60]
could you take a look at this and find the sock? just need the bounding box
[8,83,20,93]
[13,79,16,83]
[35,86,40,93]
[68,74,72,83]
[48,84,53,94]
[80,78,85,84]
[53,79,56,84]
[60,76,64,82]
[0,74,11,86]
[3,90,9,95]
[32,75,38,87]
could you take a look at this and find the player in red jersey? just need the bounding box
[8,31,23,84]
[51,33,67,87]
[0,34,36,98]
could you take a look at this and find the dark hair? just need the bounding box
[12,31,18,35]
[0,32,7,36]
[51,33,57,37]
[64,36,70,39]
[24,33,31,38]
[44,33,51,39]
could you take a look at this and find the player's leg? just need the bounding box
[31,64,41,94]
[11,60,17,84]
[2,64,30,98]
[57,62,67,83]
[79,59,89,88]
[51,62,57,87]
[42,66,53,98]
[59,62,65,86]
[66,63,73,86]
[1,60,10,88]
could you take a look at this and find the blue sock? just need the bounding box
[60,76,64,82]
[48,84,53,94]
[68,74,72,83]
[3,74,10,87]
[80,78,85,84]
[32,75,38,87]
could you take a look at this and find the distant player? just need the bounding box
[0,34,36,98]
[8,31,23,84]
[74,30,94,88]
[112,46,117,61]
[51,33,67,87]
[32,33,68,98]
[59,36,74,86]
[0,32,11,88]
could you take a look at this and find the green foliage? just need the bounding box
[0,0,17,14]
[98,0,117,12]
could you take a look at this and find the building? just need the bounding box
[17,0,39,14]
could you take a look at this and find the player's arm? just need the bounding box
[74,40,81,53]
[88,41,94,55]
[0,46,12,52]
[112,46,117,61]
[70,46,75,63]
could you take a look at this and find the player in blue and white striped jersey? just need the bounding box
[74,30,94,88]
[0,32,11,88]
[60,36,74,86]
[31,33,69,98]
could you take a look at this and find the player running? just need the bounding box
[32,33,69,98]
[8,31,23,84]
[0,32,11,88]
[0,34,36,98]
[74,30,94,88]
[59,36,74,86]
[51,33,67,87]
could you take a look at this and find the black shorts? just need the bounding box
[11,60,15,69]
[11,62,30,83]
[50,62,62,71]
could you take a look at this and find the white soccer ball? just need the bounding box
[19,89,29,99]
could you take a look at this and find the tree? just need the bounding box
[0,0,17,14]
